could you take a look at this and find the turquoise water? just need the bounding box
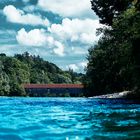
[0,98,140,140]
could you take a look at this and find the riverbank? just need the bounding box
[90,90,140,99]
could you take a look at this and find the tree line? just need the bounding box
[0,52,83,96]
[84,0,140,97]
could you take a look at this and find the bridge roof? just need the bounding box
[23,84,84,89]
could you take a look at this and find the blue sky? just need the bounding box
[0,0,101,73]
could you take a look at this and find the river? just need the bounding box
[0,97,140,140]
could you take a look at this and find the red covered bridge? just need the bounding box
[23,84,84,97]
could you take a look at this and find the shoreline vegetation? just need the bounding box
[0,52,83,97]
[84,0,140,98]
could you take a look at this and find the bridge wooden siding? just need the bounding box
[23,84,84,97]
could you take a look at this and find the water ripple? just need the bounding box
[0,97,140,140]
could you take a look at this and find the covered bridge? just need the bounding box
[23,84,84,97]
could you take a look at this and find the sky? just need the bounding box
[0,0,101,73]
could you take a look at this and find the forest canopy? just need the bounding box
[84,0,140,97]
[0,52,83,96]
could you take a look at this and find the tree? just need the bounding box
[52,74,72,83]
[9,82,26,96]
[91,0,131,25]
[0,72,10,96]
[85,0,140,96]
[0,52,83,96]
[0,61,10,96]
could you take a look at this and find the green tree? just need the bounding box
[52,73,72,83]
[9,82,26,96]
[0,52,83,97]
[85,0,140,96]
[0,61,10,96]
[91,0,131,25]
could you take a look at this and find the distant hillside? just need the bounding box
[0,52,83,96]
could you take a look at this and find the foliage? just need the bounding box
[0,61,10,96]
[66,69,84,84]
[0,52,83,96]
[85,0,140,96]
[91,0,131,25]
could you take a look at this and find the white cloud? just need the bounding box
[79,61,87,68]
[16,28,47,46]
[15,18,101,58]
[66,61,87,72]
[53,41,64,56]
[38,0,95,18]
[67,64,79,71]
[23,5,36,12]
[16,28,65,56]
[48,18,101,57]
[49,18,101,45]
[3,5,50,26]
